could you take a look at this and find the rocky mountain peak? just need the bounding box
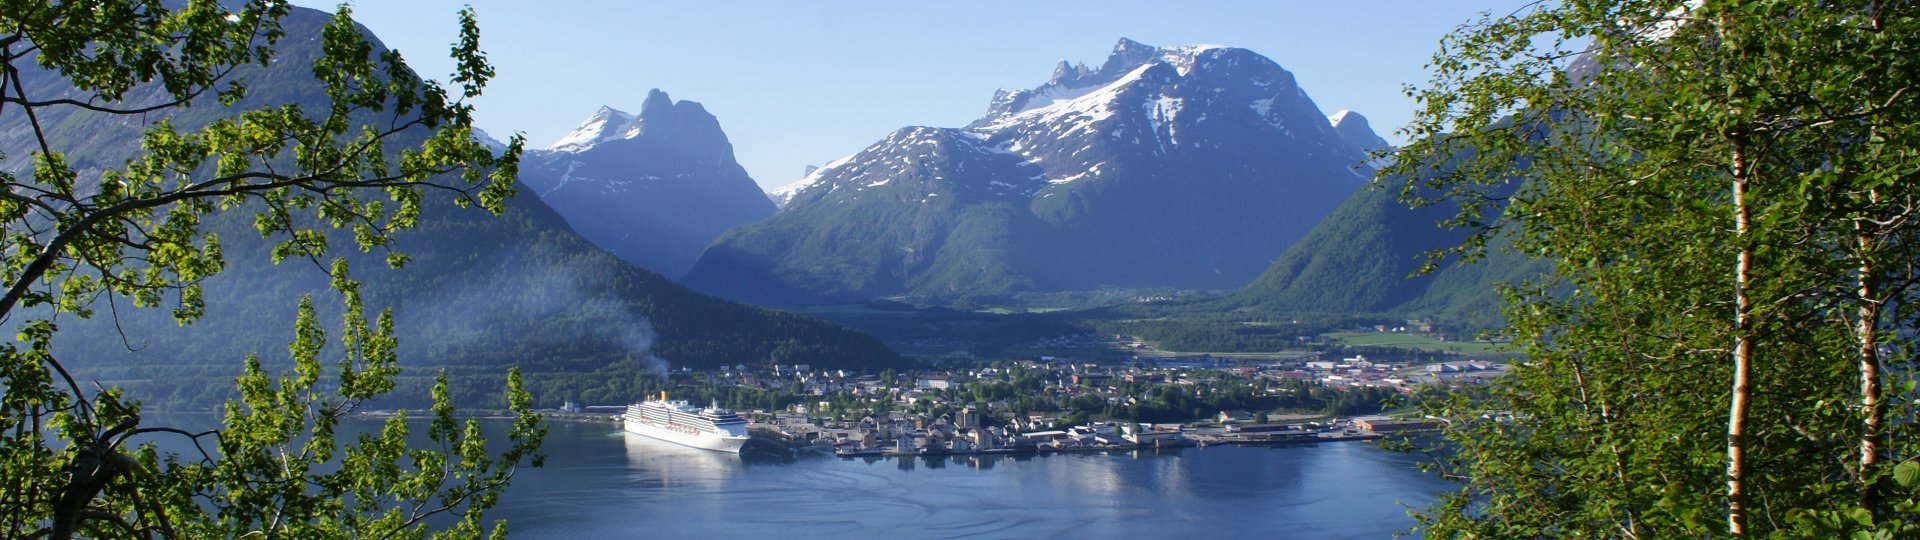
[1329,109,1392,155]
[638,88,675,118]
[544,89,733,166]
[1102,37,1160,73]
[1049,60,1092,86]
[520,88,771,278]
[622,90,730,164]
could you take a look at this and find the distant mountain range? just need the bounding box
[519,91,775,278]
[492,37,1526,328]
[3,6,900,406]
[682,38,1378,305]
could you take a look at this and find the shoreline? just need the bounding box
[830,431,1393,459]
[153,410,1417,455]
[521,410,1422,458]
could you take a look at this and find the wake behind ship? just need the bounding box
[623,393,751,453]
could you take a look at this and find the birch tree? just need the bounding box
[1396,0,1920,535]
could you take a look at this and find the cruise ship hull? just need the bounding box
[623,418,749,453]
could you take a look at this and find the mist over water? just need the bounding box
[405,246,670,373]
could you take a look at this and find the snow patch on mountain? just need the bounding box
[1148,95,1183,141]
[976,62,1155,134]
[1010,83,1107,116]
[767,151,865,208]
[547,106,634,152]
[1049,162,1107,184]
[1161,44,1226,75]
[544,159,584,196]
[1250,98,1275,118]
[767,178,816,209]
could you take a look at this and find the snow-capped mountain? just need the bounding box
[685,38,1378,305]
[519,89,775,278]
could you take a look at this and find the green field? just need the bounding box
[1125,349,1321,360]
[785,302,1520,360]
[975,306,1072,314]
[785,304,924,318]
[1323,331,1512,355]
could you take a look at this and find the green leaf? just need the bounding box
[1894,461,1920,488]
[1847,506,1875,526]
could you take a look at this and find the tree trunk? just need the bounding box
[1726,149,1752,535]
[1856,224,1882,514]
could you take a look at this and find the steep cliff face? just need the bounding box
[520,89,775,278]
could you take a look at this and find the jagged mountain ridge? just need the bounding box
[518,89,775,278]
[688,38,1377,305]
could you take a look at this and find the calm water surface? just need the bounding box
[492,421,1454,539]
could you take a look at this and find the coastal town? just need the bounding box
[549,342,1509,458]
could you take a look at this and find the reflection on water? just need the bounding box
[619,431,745,489]
[485,421,1453,539]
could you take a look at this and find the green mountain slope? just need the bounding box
[1224,174,1547,329]
[1229,185,1466,314]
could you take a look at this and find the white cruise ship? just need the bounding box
[623,393,750,453]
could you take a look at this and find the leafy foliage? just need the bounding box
[0,2,546,537]
[1396,0,1920,536]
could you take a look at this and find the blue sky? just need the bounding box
[300,1,1529,190]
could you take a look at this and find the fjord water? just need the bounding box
[493,421,1453,538]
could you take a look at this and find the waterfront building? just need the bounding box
[1354,417,1439,433]
[1123,423,1183,445]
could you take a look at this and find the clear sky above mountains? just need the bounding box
[302,1,1529,190]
